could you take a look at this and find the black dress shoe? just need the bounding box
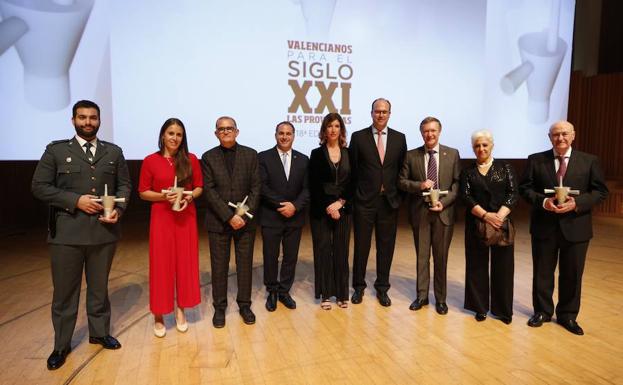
[376,292,392,307]
[212,308,226,328]
[409,298,429,311]
[278,293,297,309]
[47,349,70,370]
[527,313,552,327]
[351,289,364,304]
[265,292,278,312]
[435,302,448,315]
[239,306,256,325]
[89,335,121,350]
[557,319,584,335]
[499,316,512,325]
[475,313,487,322]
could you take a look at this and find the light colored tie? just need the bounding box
[282,152,289,180]
[377,131,385,164]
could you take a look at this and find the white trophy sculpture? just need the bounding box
[500,0,567,123]
[228,195,254,219]
[544,176,579,204]
[91,184,125,219]
[0,0,94,110]
[291,0,336,40]
[161,176,192,212]
[422,189,448,207]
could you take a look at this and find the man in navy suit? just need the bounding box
[349,98,407,306]
[258,121,310,311]
[519,120,608,335]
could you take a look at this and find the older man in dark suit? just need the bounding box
[349,98,407,306]
[258,121,309,312]
[31,100,131,370]
[398,117,460,315]
[519,120,608,335]
[201,116,261,328]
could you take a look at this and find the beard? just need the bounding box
[74,123,100,140]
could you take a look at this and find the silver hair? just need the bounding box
[471,129,494,146]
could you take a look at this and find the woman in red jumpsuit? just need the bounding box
[139,118,203,337]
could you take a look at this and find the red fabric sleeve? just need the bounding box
[138,154,154,193]
[190,153,203,189]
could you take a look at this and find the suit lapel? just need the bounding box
[92,140,109,165]
[415,146,426,180]
[438,145,449,184]
[545,150,558,187]
[214,147,232,184]
[272,146,288,183]
[365,126,383,165]
[564,150,578,185]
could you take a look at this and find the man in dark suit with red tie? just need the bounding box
[349,98,407,306]
[258,121,309,312]
[519,120,608,335]
[201,116,261,328]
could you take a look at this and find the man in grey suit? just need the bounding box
[201,116,261,328]
[258,121,309,312]
[519,120,608,335]
[398,117,460,315]
[31,100,131,370]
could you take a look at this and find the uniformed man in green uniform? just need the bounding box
[31,100,131,370]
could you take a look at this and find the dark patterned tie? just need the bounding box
[556,155,567,184]
[83,142,94,162]
[427,150,438,189]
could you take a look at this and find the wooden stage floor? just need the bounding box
[1,213,622,385]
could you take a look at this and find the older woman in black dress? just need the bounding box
[459,130,518,324]
[309,113,352,310]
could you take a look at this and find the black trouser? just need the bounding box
[352,196,398,293]
[261,225,303,294]
[531,229,588,321]
[310,214,351,301]
[208,229,255,310]
[464,228,514,318]
[49,242,116,351]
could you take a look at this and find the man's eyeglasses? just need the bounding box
[216,126,236,133]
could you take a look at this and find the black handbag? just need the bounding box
[477,218,515,246]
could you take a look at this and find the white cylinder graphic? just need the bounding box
[519,31,567,123]
[0,16,27,55]
[500,61,534,94]
[298,0,337,40]
[0,0,94,110]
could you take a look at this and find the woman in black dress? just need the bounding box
[459,130,518,324]
[309,113,352,310]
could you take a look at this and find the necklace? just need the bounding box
[477,158,493,168]
[164,156,174,166]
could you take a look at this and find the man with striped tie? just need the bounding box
[398,117,460,315]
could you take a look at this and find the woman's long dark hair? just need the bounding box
[319,112,347,147]
[158,118,192,186]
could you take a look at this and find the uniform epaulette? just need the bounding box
[48,139,71,147]
[98,140,119,149]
